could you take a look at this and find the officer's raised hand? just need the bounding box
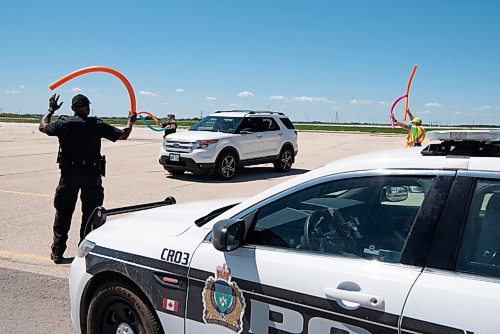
[128,112,138,124]
[48,93,63,113]
[119,112,137,140]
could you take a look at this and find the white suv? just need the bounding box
[72,130,500,334]
[159,111,298,180]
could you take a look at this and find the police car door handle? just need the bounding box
[324,288,385,309]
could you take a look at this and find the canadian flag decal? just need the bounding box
[162,298,179,313]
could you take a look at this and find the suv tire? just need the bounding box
[215,152,238,180]
[274,147,294,172]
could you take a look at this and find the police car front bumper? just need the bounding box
[69,255,93,333]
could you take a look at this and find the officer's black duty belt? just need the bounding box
[65,159,99,167]
[58,155,106,176]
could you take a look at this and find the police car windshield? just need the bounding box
[190,116,243,134]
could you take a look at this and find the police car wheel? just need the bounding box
[86,282,163,334]
[274,147,293,172]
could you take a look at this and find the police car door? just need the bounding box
[401,172,500,334]
[186,171,453,334]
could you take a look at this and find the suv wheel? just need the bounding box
[274,147,293,172]
[166,168,185,176]
[215,152,238,180]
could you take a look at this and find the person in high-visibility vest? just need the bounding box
[392,109,425,147]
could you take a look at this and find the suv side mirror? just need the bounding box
[212,219,245,252]
[383,186,409,202]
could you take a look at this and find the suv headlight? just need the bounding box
[77,239,96,258]
[196,139,219,149]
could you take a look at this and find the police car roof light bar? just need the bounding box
[426,130,500,142]
[422,130,500,157]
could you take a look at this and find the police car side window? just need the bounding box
[245,176,433,263]
[457,180,500,279]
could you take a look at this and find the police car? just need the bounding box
[70,130,500,334]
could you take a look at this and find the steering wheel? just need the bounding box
[303,210,339,252]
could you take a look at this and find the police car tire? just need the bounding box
[274,147,293,172]
[86,282,163,334]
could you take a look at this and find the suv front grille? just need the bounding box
[164,140,196,153]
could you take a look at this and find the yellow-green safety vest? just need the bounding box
[406,125,425,147]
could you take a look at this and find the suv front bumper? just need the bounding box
[159,155,215,174]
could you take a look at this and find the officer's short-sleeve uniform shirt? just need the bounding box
[45,115,122,161]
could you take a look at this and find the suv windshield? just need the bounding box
[190,116,243,133]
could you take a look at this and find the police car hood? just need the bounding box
[87,198,243,240]
[166,130,235,140]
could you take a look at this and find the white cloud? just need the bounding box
[20,85,25,89]
[378,101,389,106]
[139,91,159,97]
[237,91,254,97]
[478,105,493,111]
[206,96,217,101]
[229,103,240,107]
[270,95,287,100]
[454,111,463,115]
[350,99,373,105]
[5,90,20,94]
[292,96,334,104]
[72,87,82,92]
[162,102,169,105]
[175,88,184,93]
[425,102,443,108]
[419,110,431,114]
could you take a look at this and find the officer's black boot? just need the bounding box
[50,252,64,264]
[50,244,65,264]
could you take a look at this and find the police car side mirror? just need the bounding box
[212,219,245,252]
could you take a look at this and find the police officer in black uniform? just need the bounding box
[39,93,137,264]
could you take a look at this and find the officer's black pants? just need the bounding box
[51,168,104,256]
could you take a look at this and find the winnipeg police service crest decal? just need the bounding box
[202,264,245,333]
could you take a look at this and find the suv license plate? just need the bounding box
[169,154,180,162]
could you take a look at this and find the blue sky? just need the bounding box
[1,1,499,125]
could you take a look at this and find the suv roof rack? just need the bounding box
[422,130,500,157]
[214,110,285,116]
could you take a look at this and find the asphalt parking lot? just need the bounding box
[0,122,403,333]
